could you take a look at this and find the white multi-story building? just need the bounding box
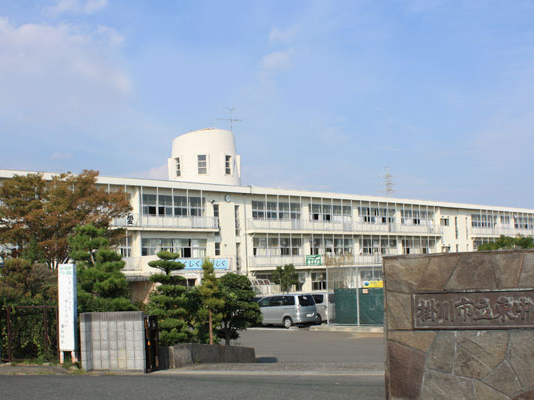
[2,128,534,301]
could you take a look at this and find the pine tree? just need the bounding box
[272,264,299,293]
[196,259,225,344]
[217,273,262,344]
[69,224,136,313]
[145,251,192,346]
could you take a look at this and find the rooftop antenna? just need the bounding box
[217,107,242,132]
[382,167,395,197]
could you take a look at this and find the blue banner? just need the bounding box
[178,258,229,270]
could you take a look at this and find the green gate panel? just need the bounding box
[358,288,384,325]
[334,288,358,325]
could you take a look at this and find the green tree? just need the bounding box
[145,251,191,346]
[196,259,224,344]
[69,224,136,313]
[217,273,262,345]
[0,170,131,268]
[272,264,299,293]
[477,235,534,251]
[0,258,57,305]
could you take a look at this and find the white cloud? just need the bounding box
[260,49,295,72]
[269,25,299,44]
[45,0,108,16]
[0,18,131,125]
[128,164,168,180]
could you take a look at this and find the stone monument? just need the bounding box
[383,250,534,399]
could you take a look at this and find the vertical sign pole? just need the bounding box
[58,263,77,364]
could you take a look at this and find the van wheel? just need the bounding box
[283,317,293,329]
[315,315,322,325]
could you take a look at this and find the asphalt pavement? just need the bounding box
[0,326,386,399]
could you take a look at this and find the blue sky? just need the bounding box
[1,0,534,208]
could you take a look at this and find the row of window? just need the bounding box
[142,194,204,217]
[471,214,534,229]
[175,155,233,177]
[141,238,206,257]
[251,201,301,220]
[251,235,436,257]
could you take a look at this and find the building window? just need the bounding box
[141,238,206,257]
[235,205,240,235]
[359,207,395,224]
[471,214,496,228]
[118,235,131,258]
[266,202,277,219]
[175,157,181,177]
[215,242,221,256]
[225,155,232,175]
[173,195,204,217]
[189,197,204,216]
[142,194,157,216]
[158,195,172,216]
[252,201,265,219]
[311,272,327,291]
[440,217,449,226]
[310,237,322,255]
[252,200,301,220]
[198,155,207,175]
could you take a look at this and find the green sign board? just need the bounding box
[306,255,322,266]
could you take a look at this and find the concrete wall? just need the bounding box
[159,343,256,369]
[383,250,534,399]
[80,311,146,372]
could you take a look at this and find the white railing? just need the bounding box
[247,252,403,268]
[471,226,534,237]
[247,218,443,234]
[113,214,219,229]
[248,255,305,267]
[122,256,233,275]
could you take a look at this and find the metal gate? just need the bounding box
[327,265,384,326]
[1,305,59,362]
[144,315,159,372]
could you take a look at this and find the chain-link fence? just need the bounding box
[326,265,384,326]
[1,305,58,362]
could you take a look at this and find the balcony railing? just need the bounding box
[247,252,403,268]
[113,214,219,230]
[122,256,233,275]
[471,226,534,237]
[247,218,443,235]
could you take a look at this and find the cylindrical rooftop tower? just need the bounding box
[167,128,241,185]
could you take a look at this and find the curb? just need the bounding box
[309,325,384,334]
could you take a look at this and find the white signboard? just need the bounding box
[58,263,77,352]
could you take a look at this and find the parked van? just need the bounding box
[257,294,317,328]
[312,292,335,324]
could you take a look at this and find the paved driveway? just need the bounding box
[235,327,385,369]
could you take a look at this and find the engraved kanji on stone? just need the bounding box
[513,297,533,321]
[416,299,438,322]
[436,300,454,322]
[493,297,518,322]
[454,297,474,322]
[473,297,494,320]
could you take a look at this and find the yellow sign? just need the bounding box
[363,280,383,288]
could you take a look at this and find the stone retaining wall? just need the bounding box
[159,343,256,368]
[383,250,534,399]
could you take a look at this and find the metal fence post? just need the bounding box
[43,306,49,356]
[6,306,12,362]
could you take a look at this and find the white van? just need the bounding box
[257,294,317,328]
[312,292,335,324]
